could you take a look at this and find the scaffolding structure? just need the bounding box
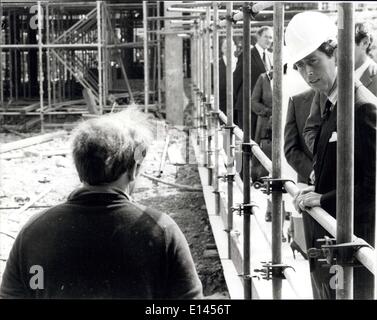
[0,1,159,130]
[164,1,377,300]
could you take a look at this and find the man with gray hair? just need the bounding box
[0,109,203,299]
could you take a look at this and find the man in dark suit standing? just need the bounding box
[218,38,236,114]
[233,26,273,139]
[284,89,316,184]
[287,12,376,299]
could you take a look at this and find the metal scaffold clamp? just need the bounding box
[219,124,236,134]
[231,201,258,216]
[217,172,235,182]
[243,2,259,20]
[238,272,261,281]
[209,110,220,118]
[253,177,295,195]
[241,142,258,155]
[254,262,295,281]
[224,11,237,24]
[307,236,373,267]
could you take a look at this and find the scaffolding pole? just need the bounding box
[38,1,44,132]
[12,11,18,101]
[97,0,103,113]
[143,0,149,113]
[212,1,220,216]
[225,1,235,261]
[157,1,162,111]
[46,4,52,110]
[0,5,3,107]
[271,2,284,300]
[336,2,354,300]
[9,11,13,102]
[103,3,109,105]
[242,2,251,300]
[205,6,213,186]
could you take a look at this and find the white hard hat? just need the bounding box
[284,11,337,64]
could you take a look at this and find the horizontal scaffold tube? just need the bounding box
[218,111,376,276]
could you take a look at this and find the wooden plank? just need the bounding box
[0,131,67,154]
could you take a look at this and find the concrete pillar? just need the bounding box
[164,2,184,125]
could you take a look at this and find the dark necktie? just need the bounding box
[262,51,266,64]
[323,99,334,120]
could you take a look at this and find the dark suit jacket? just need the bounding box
[219,56,227,114]
[233,47,272,112]
[304,60,377,153]
[233,47,272,137]
[251,73,273,143]
[284,89,316,183]
[314,83,376,226]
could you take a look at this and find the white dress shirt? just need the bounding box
[255,43,271,71]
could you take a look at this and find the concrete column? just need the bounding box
[164,2,184,125]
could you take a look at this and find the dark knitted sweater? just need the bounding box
[0,187,203,299]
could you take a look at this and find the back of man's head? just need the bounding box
[71,108,153,185]
[355,21,373,54]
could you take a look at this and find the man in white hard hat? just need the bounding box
[285,11,376,300]
[303,20,377,154]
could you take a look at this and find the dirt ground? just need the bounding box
[0,112,229,298]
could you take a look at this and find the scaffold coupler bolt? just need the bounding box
[254,262,295,281]
[217,173,235,182]
[308,236,372,267]
[231,202,258,216]
[255,177,295,195]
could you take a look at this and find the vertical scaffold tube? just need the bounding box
[46,4,52,110]
[157,1,162,111]
[206,7,213,185]
[337,2,354,300]
[201,16,208,169]
[272,2,284,300]
[212,1,220,215]
[196,20,202,147]
[97,0,103,113]
[143,1,149,113]
[226,1,234,260]
[242,3,251,300]
[38,1,44,132]
[0,5,3,106]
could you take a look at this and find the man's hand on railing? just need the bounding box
[293,185,317,213]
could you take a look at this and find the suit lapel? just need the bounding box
[251,47,266,73]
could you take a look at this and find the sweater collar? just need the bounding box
[68,186,132,204]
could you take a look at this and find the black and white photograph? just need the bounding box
[0,0,376,309]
